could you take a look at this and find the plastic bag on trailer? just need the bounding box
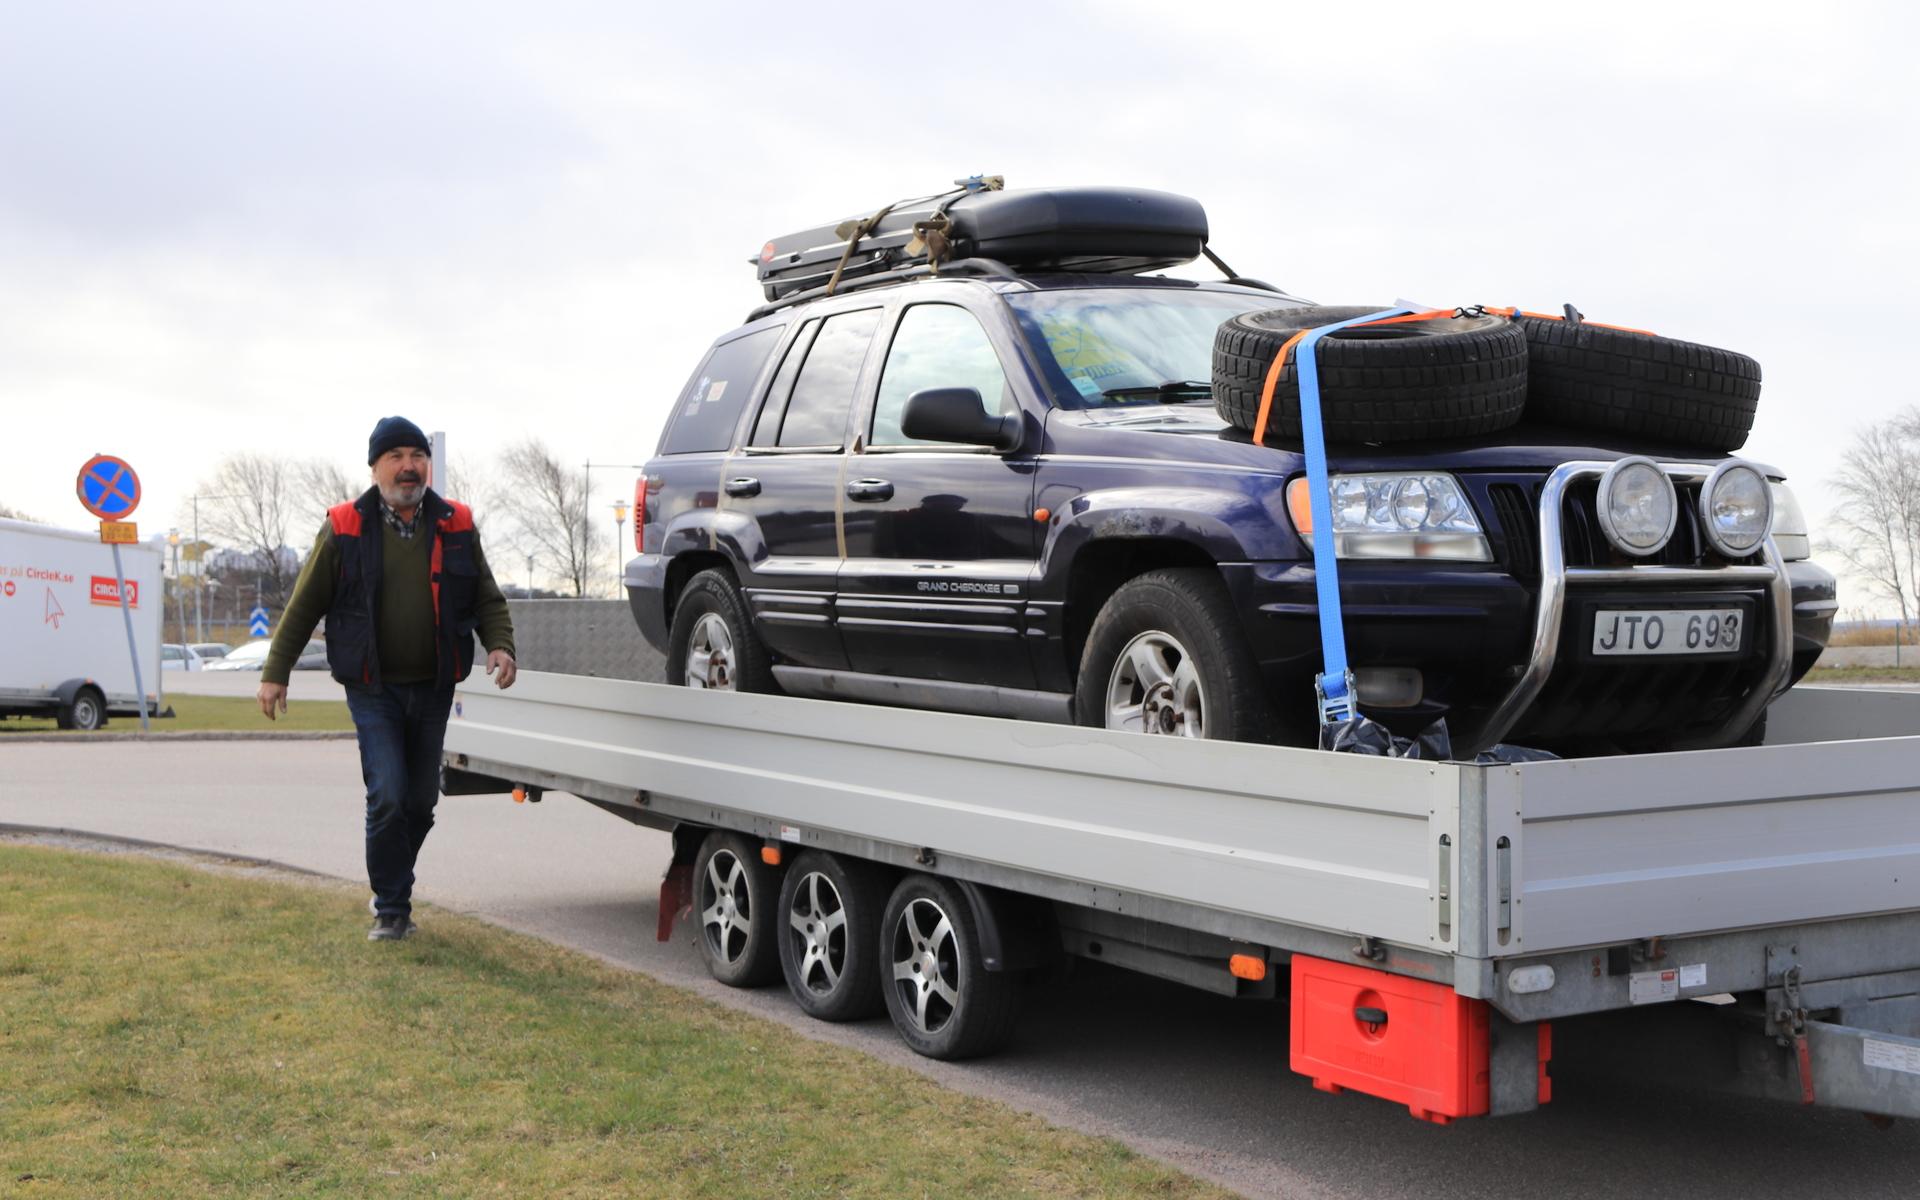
[1319,716,1558,764]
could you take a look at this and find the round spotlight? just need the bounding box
[1597,456,1677,558]
[1700,460,1773,557]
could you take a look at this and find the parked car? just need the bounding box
[205,638,327,672]
[625,185,1836,754]
[190,642,232,662]
[161,643,210,671]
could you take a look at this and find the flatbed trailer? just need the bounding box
[443,674,1920,1123]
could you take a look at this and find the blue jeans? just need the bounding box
[345,681,455,919]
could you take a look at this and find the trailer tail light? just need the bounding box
[1229,954,1267,981]
[634,477,648,553]
[1290,954,1495,1124]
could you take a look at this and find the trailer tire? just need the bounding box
[1516,316,1761,451]
[668,569,776,693]
[777,851,888,1021]
[56,686,106,732]
[693,831,782,987]
[1074,568,1288,744]
[881,874,1019,1060]
[1212,305,1529,443]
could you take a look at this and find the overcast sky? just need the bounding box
[4,1,1914,608]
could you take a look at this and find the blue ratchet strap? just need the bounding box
[1296,307,1414,727]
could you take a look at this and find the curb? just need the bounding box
[0,824,339,879]
[0,731,356,744]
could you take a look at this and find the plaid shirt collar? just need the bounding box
[379,499,422,540]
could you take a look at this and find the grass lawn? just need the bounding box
[0,694,352,735]
[0,845,1224,1199]
[1803,666,1920,686]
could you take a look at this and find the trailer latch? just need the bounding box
[1776,964,1815,1106]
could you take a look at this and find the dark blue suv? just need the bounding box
[624,197,1835,754]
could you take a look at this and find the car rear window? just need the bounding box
[659,326,783,454]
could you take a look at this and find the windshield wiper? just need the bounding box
[1099,380,1213,403]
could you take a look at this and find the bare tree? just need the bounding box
[0,502,43,522]
[293,458,362,532]
[1826,408,1920,636]
[497,438,599,598]
[192,453,302,607]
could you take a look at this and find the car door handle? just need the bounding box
[845,478,894,502]
[724,477,761,498]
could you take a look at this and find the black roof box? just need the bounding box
[754,185,1209,302]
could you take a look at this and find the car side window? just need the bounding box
[659,326,783,455]
[749,319,820,448]
[774,308,882,448]
[870,304,1013,447]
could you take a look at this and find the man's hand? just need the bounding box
[486,649,517,689]
[257,682,288,721]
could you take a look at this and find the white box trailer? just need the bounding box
[0,518,163,730]
[444,674,1920,1124]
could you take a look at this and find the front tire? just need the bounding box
[881,874,1018,1060]
[1074,568,1282,743]
[667,568,775,692]
[693,831,782,987]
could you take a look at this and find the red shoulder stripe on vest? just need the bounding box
[328,501,363,537]
[438,500,475,533]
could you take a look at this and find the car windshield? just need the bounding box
[1004,287,1296,409]
[225,641,272,663]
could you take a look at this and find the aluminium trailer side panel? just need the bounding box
[1490,688,1920,955]
[445,672,1462,953]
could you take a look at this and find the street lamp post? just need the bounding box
[190,492,241,642]
[611,499,630,596]
[525,553,535,599]
[167,529,182,646]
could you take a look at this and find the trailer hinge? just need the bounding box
[1352,936,1387,963]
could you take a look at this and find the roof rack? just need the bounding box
[745,257,1024,322]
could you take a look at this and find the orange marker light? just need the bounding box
[761,846,783,867]
[1229,953,1268,982]
[1285,478,1314,534]
[1033,507,1050,523]
[511,786,527,804]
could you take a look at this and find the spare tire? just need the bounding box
[1213,305,1529,443]
[1516,316,1760,451]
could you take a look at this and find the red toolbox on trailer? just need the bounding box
[1289,954,1493,1124]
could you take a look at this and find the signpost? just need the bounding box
[74,454,150,732]
[248,605,271,639]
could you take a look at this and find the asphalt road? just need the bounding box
[5,740,1916,1199]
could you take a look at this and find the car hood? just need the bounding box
[1042,408,1783,478]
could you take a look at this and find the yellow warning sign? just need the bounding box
[99,520,139,544]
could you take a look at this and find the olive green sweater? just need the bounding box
[264,516,514,686]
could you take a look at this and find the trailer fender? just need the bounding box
[956,881,1058,972]
[53,678,95,707]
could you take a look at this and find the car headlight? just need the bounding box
[1769,480,1810,562]
[1699,460,1773,558]
[1596,456,1677,557]
[1286,472,1492,561]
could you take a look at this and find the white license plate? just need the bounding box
[1592,608,1743,656]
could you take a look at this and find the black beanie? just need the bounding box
[368,416,430,465]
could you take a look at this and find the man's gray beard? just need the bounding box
[380,481,425,509]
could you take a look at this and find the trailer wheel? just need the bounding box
[881,874,1018,1060]
[777,851,887,1021]
[1074,569,1287,744]
[693,832,782,987]
[668,569,775,693]
[56,687,106,732]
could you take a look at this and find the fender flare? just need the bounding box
[956,880,1058,973]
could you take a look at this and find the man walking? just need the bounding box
[258,417,517,941]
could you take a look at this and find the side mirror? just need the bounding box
[900,387,1021,452]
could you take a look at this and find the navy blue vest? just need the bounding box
[323,487,481,688]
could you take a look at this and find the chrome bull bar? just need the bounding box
[1463,460,1795,754]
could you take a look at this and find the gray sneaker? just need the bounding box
[368,914,414,941]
